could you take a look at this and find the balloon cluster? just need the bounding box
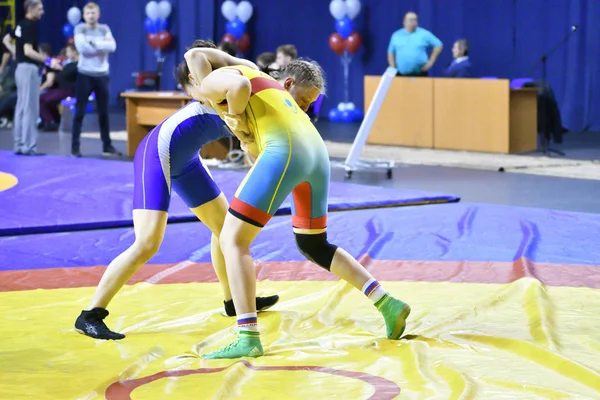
[329,102,361,123]
[62,7,82,44]
[144,1,173,51]
[220,1,254,53]
[327,0,364,123]
[328,0,362,55]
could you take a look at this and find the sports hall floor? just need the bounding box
[1,114,599,399]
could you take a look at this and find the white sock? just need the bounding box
[362,278,387,304]
[237,312,258,332]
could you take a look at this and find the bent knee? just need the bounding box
[295,232,338,270]
[132,237,162,259]
[219,229,248,251]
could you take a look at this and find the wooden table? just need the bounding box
[120,91,235,158]
[364,77,538,154]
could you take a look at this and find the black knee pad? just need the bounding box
[295,232,338,271]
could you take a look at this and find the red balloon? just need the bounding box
[157,31,173,50]
[329,33,345,55]
[345,32,362,54]
[222,33,236,43]
[146,33,159,49]
[237,33,251,53]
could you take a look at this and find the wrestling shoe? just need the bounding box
[74,308,125,340]
[202,331,264,359]
[223,295,280,317]
[375,294,411,340]
[102,145,122,157]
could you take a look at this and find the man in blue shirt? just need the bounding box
[442,39,472,78]
[387,12,443,77]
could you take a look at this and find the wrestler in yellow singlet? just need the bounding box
[182,47,411,359]
[218,64,330,233]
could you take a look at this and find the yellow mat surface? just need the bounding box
[1,279,600,399]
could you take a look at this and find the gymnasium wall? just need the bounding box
[37,0,600,131]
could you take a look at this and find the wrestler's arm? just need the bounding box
[188,47,259,71]
[200,69,251,115]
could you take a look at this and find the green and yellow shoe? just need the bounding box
[375,294,411,340]
[202,330,264,359]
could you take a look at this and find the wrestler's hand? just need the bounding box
[223,112,253,143]
[241,141,259,157]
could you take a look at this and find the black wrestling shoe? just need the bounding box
[224,295,280,317]
[74,308,125,340]
[102,145,122,156]
[71,147,82,158]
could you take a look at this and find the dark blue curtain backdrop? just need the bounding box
[40,0,599,131]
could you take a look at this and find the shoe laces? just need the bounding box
[218,337,243,353]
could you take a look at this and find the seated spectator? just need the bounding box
[275,44,297,69]
[0,53,16,128]
[0,40,12,78]
[217,41,237,56]
[442,39,472,78]
[40,44,79,131]
[39,43,57,93]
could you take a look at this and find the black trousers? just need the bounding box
[396,71,429,77]
[71,73,112,150]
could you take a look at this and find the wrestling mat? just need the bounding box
[0,151,458,236]
[1,203,600,399]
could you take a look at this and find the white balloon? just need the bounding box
[221,0,237,22]
[346,0,361,19]
[236,1,254,23]
[157,1,172,19]
[329,0,347,20]
[145,1,159,20]
[67,7,81,26]
[346,102,356,110]
[337,103,347,111]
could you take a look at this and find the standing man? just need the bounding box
[2,0,62,156]
[72,2,120,157]
[387,12,443,77]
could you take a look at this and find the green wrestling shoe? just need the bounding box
[202,330,264,359]
[375,294,411,340]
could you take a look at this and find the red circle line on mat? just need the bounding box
[104,360,401,400]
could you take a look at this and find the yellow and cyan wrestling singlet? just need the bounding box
[220,65,317,151]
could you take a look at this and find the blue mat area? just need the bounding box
[0,151,458,236]
[2,202,599,271]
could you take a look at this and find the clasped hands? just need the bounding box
[222,111,254,144]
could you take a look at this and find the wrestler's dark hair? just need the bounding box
[256,52,280,78]
[256,52,276,71]
[175,39,217,88]
[218,41,237,57]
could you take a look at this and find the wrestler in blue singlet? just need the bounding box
[133,101,230,211]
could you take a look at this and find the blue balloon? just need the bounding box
[226,18,245,40]
[341,110,354,122]
[62,23,74,38]
[61,97,76,107]
[328,108,342,122]
[335,17,353,39]
[157,18,169,32]
[351,109,364,121]
[144,17,157,34]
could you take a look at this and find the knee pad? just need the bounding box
[294,232,338,271]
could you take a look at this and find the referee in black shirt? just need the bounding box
[2,0,61,155]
